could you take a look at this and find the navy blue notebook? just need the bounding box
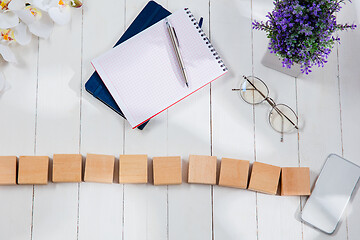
[85,1,171,130]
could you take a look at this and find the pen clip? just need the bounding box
[199,17,203,28]
[172,27,180,47]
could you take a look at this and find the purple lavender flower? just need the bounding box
[253,0,356,74]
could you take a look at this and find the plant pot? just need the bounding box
[261,48,302,78]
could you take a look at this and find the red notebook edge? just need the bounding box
[132,71,228,129]
[91,61,228,129]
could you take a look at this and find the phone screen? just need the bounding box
[301,154,360,234]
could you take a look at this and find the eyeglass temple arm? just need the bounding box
[242,75,299,130]
[242,75,267,99]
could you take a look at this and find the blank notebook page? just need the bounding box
[92,8,228,128]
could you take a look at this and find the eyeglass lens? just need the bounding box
[269,104,298,133]
[239,76,269,104]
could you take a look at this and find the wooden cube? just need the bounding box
[248,162,281,195]
[153,156,182,185]
[84,154,114,183]
[188,155,217,185]
[52,154,82,183]
[281,167,310,196]
[0,156,17,185]
[218,158,249,189]
[18,156,49,185]
[119,155,148,183]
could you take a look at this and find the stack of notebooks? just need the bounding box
[86,1,228,129]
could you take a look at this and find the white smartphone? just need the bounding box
[301,154,360,234]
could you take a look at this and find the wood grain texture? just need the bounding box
[167,1,213,239]
[0,156,17,185]
[252,0,304,238]
[337,2,360,240]
[119,155,148,183]
[248,162,281,195]
[78,0,125,238]
[84,154,115,183]
[18,156,49,185]
[297,24,348,240]
[52,154,82,183]
[281,167,310,196]
[210,0,258,239]
[0,26,38,240]
[218,158,249,189]
[31,7,82,240]
[122,1,168,240]
[188,155,217,185]
[153,156,182,185]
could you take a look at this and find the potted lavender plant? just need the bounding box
[253,0,356,76]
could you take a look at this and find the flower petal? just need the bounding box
[0,44,17,63]
[8,0,25,11]
[0,11,19,28]
[31,0,55,11]
[14,8,36,25]
[13,22,31,45]
[48,5,71,25]
[28,13,53,39]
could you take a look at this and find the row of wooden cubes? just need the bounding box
[0,154,310,195]
[189,155,310,195]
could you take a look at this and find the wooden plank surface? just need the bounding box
[31,10,82,240]
[210,0,257,239]
[0,0,359,240]
[338,2,360,240]
[296,11,347,240]
[252,0,303,239]
[78,0,125,239]
[122,1,168,239]
[0,34,38,240]
[166,1,213,240]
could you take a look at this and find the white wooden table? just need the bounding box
[0,0,359,239]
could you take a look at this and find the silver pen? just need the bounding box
[165,18,189,87]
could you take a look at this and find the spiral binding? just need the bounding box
[184,8,228,72]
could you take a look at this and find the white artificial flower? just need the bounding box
[39,0,82,25]
[9,0,54,38]
[48,0,71,25]
[0,0,82,62]
[0,0,19,28]
[24,0,81,26]
[0,28,17,62]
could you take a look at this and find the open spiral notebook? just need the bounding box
[92,8,228,128]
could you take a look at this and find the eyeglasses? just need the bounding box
[232,75,298,142]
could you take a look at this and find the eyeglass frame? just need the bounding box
[232,75,298,142]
